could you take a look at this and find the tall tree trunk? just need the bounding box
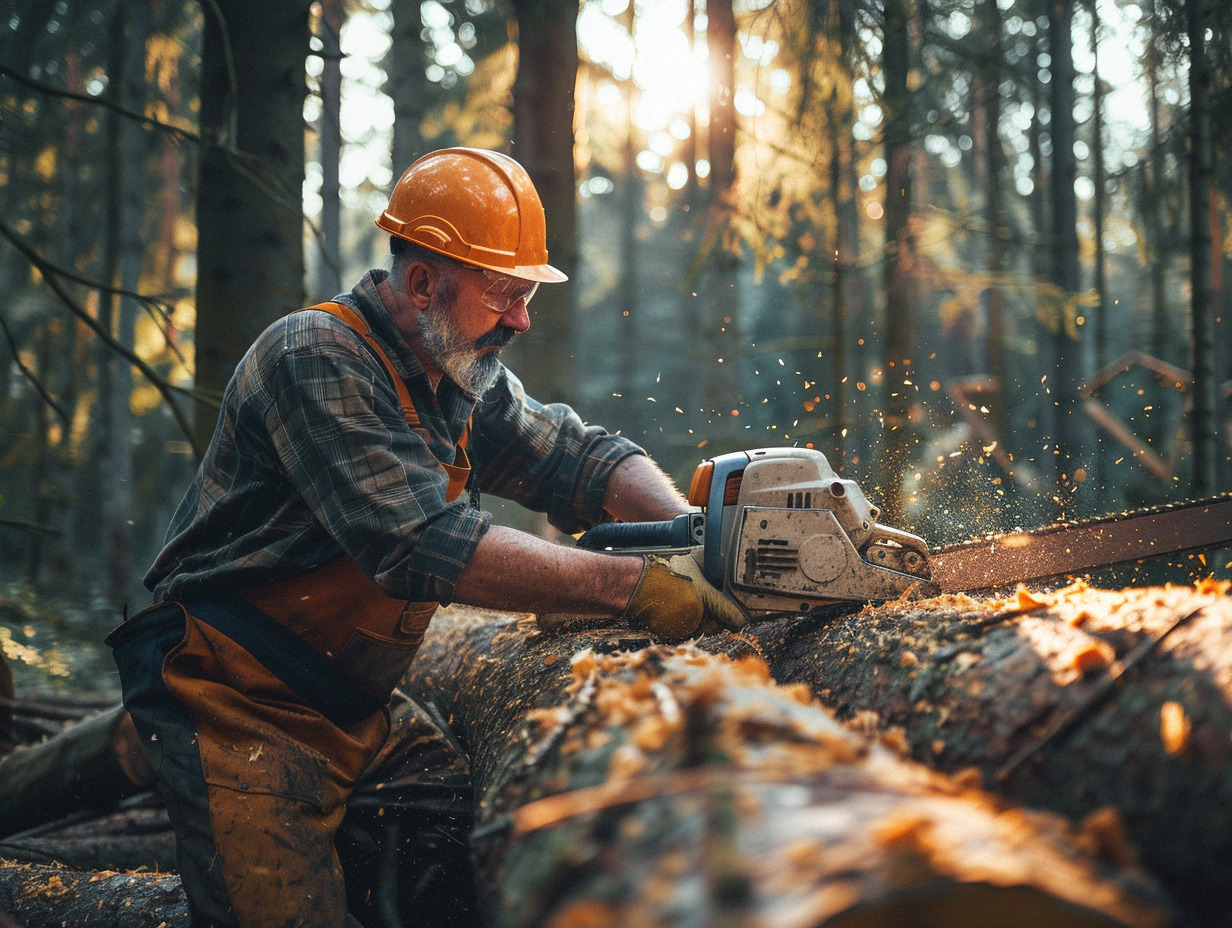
[26,322,62,589]
[1145,0,1170,370]
[618,3,640,388]
[193,0,311,452]
[750,581,1232,924]
[827,111,851,468]
[681,0,700,212]
[1047,0,1086,506]
[1026,0,1051,474]
[1087,0,1108,373]
[680,0,705,422]
[1086,0,1109,494]
[980,0,1010,457]
[707,0,737,201]
[507,0,580,407]
[98,1,152,609]
[879,0,915,520]
[823,0,859,471]
[1186,0,1217,497]
[389,0,432,175]
[703,0,741,438]
[27,50,86,590]
[315,0,345,300]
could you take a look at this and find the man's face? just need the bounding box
[416,267,533,396]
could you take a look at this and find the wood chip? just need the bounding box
[1160,701,1191,756]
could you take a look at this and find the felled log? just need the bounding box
[0,797,176,874]
[404,607,1171,928]
[743,580,1232,926]
[0,861,186,928]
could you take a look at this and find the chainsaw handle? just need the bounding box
[576,513,702,552]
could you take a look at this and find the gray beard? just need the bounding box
[417,306,508,397]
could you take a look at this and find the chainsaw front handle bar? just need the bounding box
[576,513,704,553]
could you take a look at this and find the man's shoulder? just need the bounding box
[252,304,372,359]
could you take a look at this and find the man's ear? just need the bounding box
[404,262,435,309]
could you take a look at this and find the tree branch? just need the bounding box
[0,317,72,427]
[0,223,216,456]
[0,63,199,144]
[0,518,63,537]
[1,231,193,370]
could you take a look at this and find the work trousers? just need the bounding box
[109,603,390,928]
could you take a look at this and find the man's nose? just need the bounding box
[500,297,531,333]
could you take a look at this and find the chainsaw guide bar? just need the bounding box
[929,494,1232,593]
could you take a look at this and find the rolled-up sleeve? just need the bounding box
[469,368,646,534]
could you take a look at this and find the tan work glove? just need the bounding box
[622,554,748,641]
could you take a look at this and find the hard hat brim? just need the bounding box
[513,263,569,284]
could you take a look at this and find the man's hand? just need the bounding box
[622,554,747,641]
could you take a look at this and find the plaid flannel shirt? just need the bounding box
[146,270,644,605]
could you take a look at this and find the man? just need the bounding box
[106,147,744,928]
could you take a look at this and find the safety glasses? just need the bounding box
[469,267,538,314]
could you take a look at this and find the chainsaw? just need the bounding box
[577,447,1232,616]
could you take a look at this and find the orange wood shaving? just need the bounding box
[1196,577,1230,596]
[1066,640,1116,675]
[1160,701,1191,756]
[1014,584,1052,610]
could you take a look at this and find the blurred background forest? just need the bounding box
[0,0,1230,690]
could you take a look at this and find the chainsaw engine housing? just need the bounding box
[693,449,932,614]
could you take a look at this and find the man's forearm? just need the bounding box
[448,454,685,618]
[601,454,691,523]
[450,524,644,616]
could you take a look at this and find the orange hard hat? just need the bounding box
[376,147,567,284]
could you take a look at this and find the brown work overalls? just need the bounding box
[109,302,469,928]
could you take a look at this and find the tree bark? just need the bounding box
[0,861,186,928]
[0,802,175,875]
[193,0,311,452]
[1086,0,1109,374]
[617,3,641,388]
[388,0,433,175]
[506,0,580,407]
[823,0,859,470]
[0,595,1202,926]
[700,0,742,443]
[979,0,1010,455]
[1186,0,1217,497]
[879,0,916,522]
[1144,0,1171,375]
[314,0,345,300]
[98,0,152,607]
[748,580,1232,925]
[1046,0,1086,500]
[402,608,1168,928]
